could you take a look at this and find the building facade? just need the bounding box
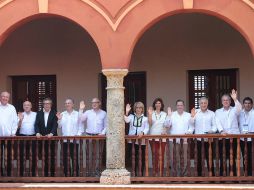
[1,0,254,184]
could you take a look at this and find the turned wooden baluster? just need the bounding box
[173,138,176,177]
[92,139,96,176]
[237,138,241,177]
[48,140,51,177]
[85,139,89,176]
[244,138,248,176]
[11,140,14,177]
[145,139,149,177]
[42,140,45,177]
[98,139,103,174]
[222,138,226,176]
[67,140,70,177]
[131,139,135,176]
[79,140,83,177]
[60,140,64,176]
[23,140,26,176]
[29,140,32,176]
[4,140,7,176]
[215,138,219,176]
[201,138,205,176]
[159,138,163,177]
[35,140,38,177]
[138,139,142,177]
[54,140,57,177]
[208,138,213,177]
[152,139,156,176]
[166,138,170,177]
[229,138,233,176]
[186,138,190,177]
[194,138,198,177]
[73,139,77,177]
[17,140,20,177]
[180,138,184,176]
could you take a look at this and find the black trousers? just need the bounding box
[128,143,146,176]
[197,141,215,176]
[63,142,79,176]
[240,140,252,176]
[18,134,36,176]
[0,140,12,176]
[219,139,237,176]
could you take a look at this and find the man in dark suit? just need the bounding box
[35,98,57,177]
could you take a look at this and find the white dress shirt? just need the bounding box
[164,111,193,143]
[149,111,167,141]
[19,111,36,135]
[190,109,217,141]
[80,109,107,135]
[0,103,18,136]
[239,109,254,141]
[190,109,217,134]
[125,114,149,145]
[58,110,84,137]
[215,100,241,135]
[44,110,50,127]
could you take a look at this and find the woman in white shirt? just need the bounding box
[125,102,149,176]
[147,98,167,176]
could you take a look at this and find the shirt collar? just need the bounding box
[43,109,51,113]
[222,106,232,112]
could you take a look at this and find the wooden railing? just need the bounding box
[1,134,254,183]
[126,134,254,183]
[0,136,106,182]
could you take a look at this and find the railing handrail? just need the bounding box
[0,136,106,140]
[0,134,254,140]
[125,134,254,139]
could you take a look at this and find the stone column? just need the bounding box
[100,69,130,185]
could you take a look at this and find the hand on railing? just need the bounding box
[36,133,42,138]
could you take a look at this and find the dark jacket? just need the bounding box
[34,110,58,136]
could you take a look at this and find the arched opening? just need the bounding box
[129,13,254,111]
[0,16,102,112]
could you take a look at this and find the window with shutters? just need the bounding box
[12,75,57,112]
[188,69,238,112]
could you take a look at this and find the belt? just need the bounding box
[86,132,99,136]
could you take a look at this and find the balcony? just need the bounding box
[0,134,254,184]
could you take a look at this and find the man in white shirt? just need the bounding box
[56,98,84,176]
[79,98,107,135]
[164,99,193,176]
[239,97,254,176]
[0,91,18,176]
[215,89,241,176]
[17,101,37,176]
[79,98,107,176]
[190,97,216,176]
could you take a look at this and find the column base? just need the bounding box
[100,168,131,185]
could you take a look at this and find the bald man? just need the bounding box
[0,91,18,176]
[17,101,37,176]
[79,98,107,135]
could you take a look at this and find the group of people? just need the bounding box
[125,89,254,176]
[0,89,254,177]
[0,91,106,176]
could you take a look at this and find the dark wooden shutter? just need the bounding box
[188,69,238,111]
[12,75,57,112]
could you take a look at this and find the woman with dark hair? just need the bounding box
[147,98,167,176]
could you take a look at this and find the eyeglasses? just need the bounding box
[92,102,100,104]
